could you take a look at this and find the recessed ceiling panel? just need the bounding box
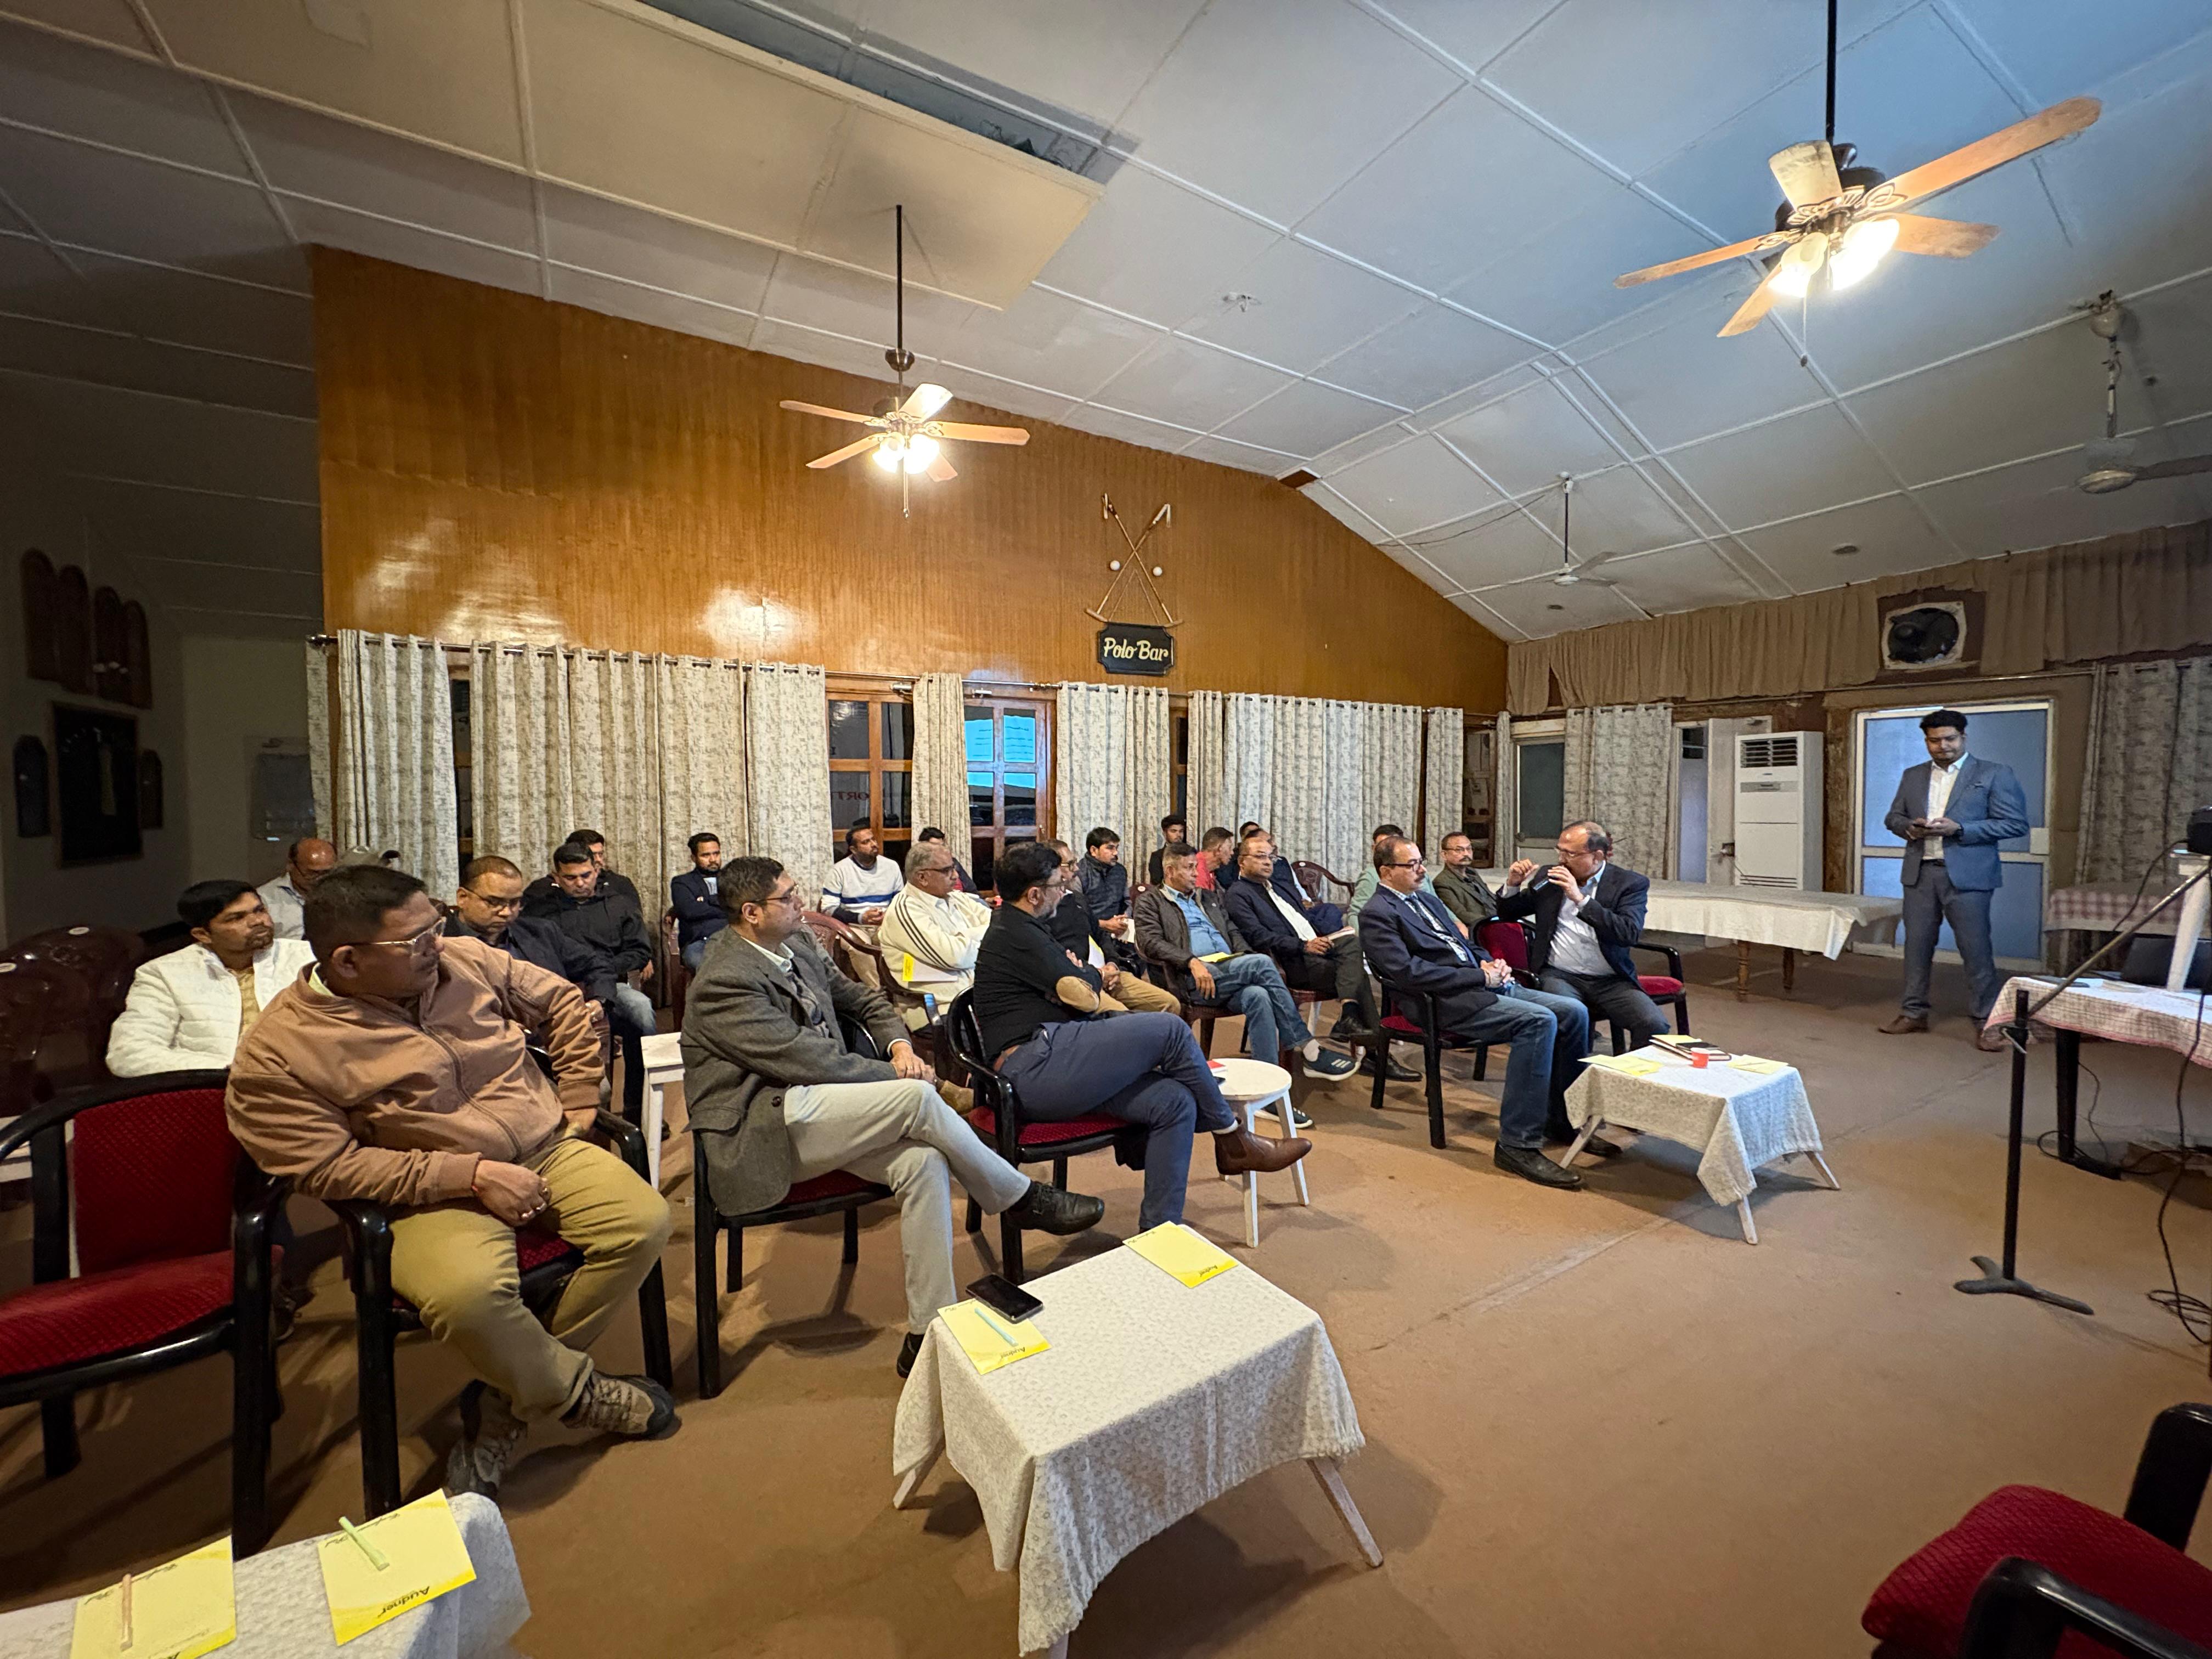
[1060,399,1206,452]
[1314,302,1536,414]
[922,360,1076,428]
[857,0,1208,121]
[548,264,757,348]
[1215,376,1398,457]
[1087,335,1294,432]
[939,284,1160,401]
[759,252,974,350]
[1564,462,1698,556]
[1447,185,1706,351]
[1579,303,1824,453]
[1182,237,1421,377]
[1598,540,1758,616]
[747,314,912,385]
[1848,323,2102,485]
[1949,0,2212,105]
[1326,433,1502,537]
[0,229,121,328]
[1735,492,1952,589]
[80,476,321,569]
[1471,570,1645,635]
[0,315,315,416]
[3,371,316,494]
[1032,166,1280,331]
[1180,432,1297,472]
[1664,402,1899,531]
[0,21,246,174]
[539,183,780,313]
[1434,375,1630,496]
[2125,274,2212,427]
[68,248,315,364]
[1418,508,1565,589]
[0,0,156,52]
[284,198,539,297]
[2038,52,2212,303]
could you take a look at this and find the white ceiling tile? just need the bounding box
[1375,538,1462,593]
[923,362,1076,428]
[231,91,537,251]
[1734,492,1950,588]
[1213,377,1398,456]
[1412,357,1554,431]
[0,19,246,173]
[1847,324,2101,484]
[1665,401,1898,529]
[69,248,314,363]
[857,0,1207,120]
[1113,0,1460,224]
[0,314,315,415]
[2,370,315,494]
[1449,590,1521,638]
[1434,375,1629,495]
[1182,238,1420,376]
[1951,0,2212,106]
[939,285,1161,400]
[1578,302,1825,452]
[1564,462,1697,556]
[0,1,156,52]
[1307,416,1417,476]
[1418,508,1565,589]
[1304,482,1391,540]
[1447,185,1709,349]
[760,253,974,353]
[1180,432,1297,472]
[747,315,913,388]
[1470,570,1645,636]
[539,184,778,313]
[1060,399,1206,452]
[1087,335,1293,431]
[1325,432,1500,535]
[126,560,323,614]
[1914,446,2207,558]
[546,265,755,349]
[1596,540,1759,615]
[2125,275,2212,429]
[1295,86,1616,292]
[284,197,537,297]
[1313,302,1535,412]
[1363,0,1567,74]
[0,228,120,328]
[1032,167,1278,331]
[2039,52,2212,303]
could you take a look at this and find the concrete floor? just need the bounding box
[4,944,2209,1656]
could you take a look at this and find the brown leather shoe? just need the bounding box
[1214,1126,1312,1176]
[1878,1014,1929,1034]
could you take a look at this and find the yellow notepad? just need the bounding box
[938,1299,1049,1374]
[1583,1053,1662,1076]
[1730,1056,1790,1075]
[1125,1221,1239,1287]
[71,1538,234,1659]
[317,1491,477,1645]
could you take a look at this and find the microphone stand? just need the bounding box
[1954,856,2211,1315]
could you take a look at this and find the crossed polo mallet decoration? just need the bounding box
[1088,494,1180,628]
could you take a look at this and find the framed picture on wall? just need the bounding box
[53,703,141,864]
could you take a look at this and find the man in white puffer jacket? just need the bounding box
[108,880,318,1076]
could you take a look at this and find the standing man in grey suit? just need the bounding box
[1878,709,2029,1051]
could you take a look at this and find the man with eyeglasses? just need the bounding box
[684,856,1104,1378]
[228,865,678,1497]
[1041,840,1181,1015]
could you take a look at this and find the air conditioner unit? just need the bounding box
[1733,732,1823,890]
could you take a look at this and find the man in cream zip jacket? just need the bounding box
[108,880,316,1076]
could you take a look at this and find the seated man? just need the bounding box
[1225,834,1414,1080]
[877,835,994,1012]
[227,866,677,1496]
[448,857,611,1054]
[1132,845,1354,1080]
[257,837,336,940]
[682,857,1101,1376]
[823,826,903,923]
[915,826,979,894]
[1146,814,1188,889]
[974,842,1307,1233]
[1497,820,1667,1051]
[524,827,643,916]
[1195,826,1237,891]
[1349,823,1452,928]
[528,842,657,1111]
[670,832,726,972]
[1240,823,1345,933]
[1434,831,1500,930]
[1360,837,1606,1189]
[109,880,316,1075]
[1043,840,1180,1014]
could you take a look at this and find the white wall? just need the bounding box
[179,635,309,887]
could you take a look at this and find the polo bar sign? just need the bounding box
[1097,624,1175,676]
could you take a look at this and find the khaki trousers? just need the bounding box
[1106,975,1181,1015]
[386,1137,672,1421]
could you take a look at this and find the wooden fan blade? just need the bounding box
[1769,139,1842,208]
[2131,454,2212,481]
[926,453,958,483]
[1616,231,1788,289]
[1883,213,2001,257]
[1882,96,2101,210]
[807,436,880,470]
[780,399,883,426]
[1718,237,1821,337]
[926,421,1030,445]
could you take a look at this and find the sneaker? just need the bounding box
[561,1367,680,1440]
[445,1381,527,1499]
[1302,1049,1356,1080]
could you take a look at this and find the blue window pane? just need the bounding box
[1861,707,2045,852]
[1860,854,2046,962]
[1004,713,1037,768]
[964,711,994,765]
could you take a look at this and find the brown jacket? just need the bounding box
[226,935,602,1209]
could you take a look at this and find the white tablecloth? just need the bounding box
[1982,975,2211,1066]
[1481,874,1901,958]
[892,1246,1363,1655]
[1566,1054,1826,1206]
[0,1494,528,1658]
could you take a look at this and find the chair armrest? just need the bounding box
[1960,1558,2212,1659]
[328,1199,397,1308]
[594,1109,650,1181]
[1631,939,1686,980]
[2125,1403,2212,1550]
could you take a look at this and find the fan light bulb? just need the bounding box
[1769,238,1822,298]
[1829,217,1899,289]
[873,438,905,472]
[904,435,941,475]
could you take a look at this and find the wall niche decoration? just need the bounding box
[93,585,128,702]
[20,551,57,682]
[53,705,140,863]
[138,748,164,829]
[19,551,156,708]
[53,566,92,694]
[13,735,49,838]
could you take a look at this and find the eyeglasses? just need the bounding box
[1383,859,1426,870]
[461,888,523,915]
[359,916,445,956]
[761,888,803,910]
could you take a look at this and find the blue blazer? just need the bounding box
[1226,874,1330,970]
[1495,862,1650,984]
[670,868,726,951]
[1358,883,1499,1014]
[1882,757,2028,891]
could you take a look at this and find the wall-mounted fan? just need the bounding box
[2069,293,2212,495]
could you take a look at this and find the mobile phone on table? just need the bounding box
[967,1272,1042,1323]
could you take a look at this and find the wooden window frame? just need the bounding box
[962,691,1052,886]
[826,678,916,864]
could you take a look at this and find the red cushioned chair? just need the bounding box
[0,1069,281,1555]
[1864,1402,2212,1658]
[1618,941,1692,1054]
[946,991,1138,1284]
[331,1109,673,1516]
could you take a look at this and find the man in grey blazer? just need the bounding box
[1878,708,2029,1050]
[682,856,1104,1375]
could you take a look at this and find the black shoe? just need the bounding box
[896,1331,925,1378]
[1005,1181,1107,1237]
[1495,1144,1584,1190]
[271,1279,303,1343]
[1327,1011,1363,1041]
[1548,1130,1622,1158]
[1360,1052,1421,1083]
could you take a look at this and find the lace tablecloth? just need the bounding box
[1566,1054,1826,1206]
[0,1493,528,1658]
[892,1246,1364,1655]
[1481,874,1901,957]
[1982,975,2211,1066]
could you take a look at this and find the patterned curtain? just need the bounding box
[910,672,970,847]
[657,656,747,912]
[568,651,661,906]
[1056,681,1171,851]
[1563,702,1674,875]
[469,642,574,878]
[332,630,460,897]
[304,639,332,841]
[1186,689,1227,840]
[1494,710,1513,862]
[2078,655,2211,883]
[1317,701,1367,879]
[1424,706,1464,857]
[1361,702,1423,848]
[746,662,833,908]
[1224,693,1276,847]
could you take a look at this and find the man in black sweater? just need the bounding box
[973,842,1307,1232]
[1042,840,1180,1014]
[528,840,655,1113]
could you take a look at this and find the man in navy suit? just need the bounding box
[1497,820,1667,1051]
[1880,708,2029,1050]
[670,832,726,972]
[1359,836,1599,1189]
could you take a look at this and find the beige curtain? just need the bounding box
[1563,703,1674,874]
[910,672,970,847]
[1507,521,2212,714]
[2077,654,2212,884]
[1221,695,1367,877]
[1056,681,1171,852]
[746,662,833,909]
[1361,702,1423,845]
[1186,689,1227,839]
[1493,712,1513,861]
[332,630,460,896]
[656,656,747,911]
[304,639,332,842]
[469,642,575,878]
[1424,706,1464,856]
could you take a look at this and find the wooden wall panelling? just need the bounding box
[312,250,1507,712]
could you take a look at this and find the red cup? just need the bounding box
[1689,1051,1709,1069]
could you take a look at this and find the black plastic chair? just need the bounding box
[332,1109,673,1517]
[0,1069,281,1555]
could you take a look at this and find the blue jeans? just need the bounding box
[998,1013,1236,1231]
[1195,954,1304,1060]
[1425,980,1590,1149]
[681,940,706,973]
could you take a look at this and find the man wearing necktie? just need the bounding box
[1358,836,1605,1189]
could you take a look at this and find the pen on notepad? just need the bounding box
[972,1304,1022,1345]
[118,1572,133,1650]
[338,1515,389,1571]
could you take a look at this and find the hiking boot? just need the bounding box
[445,1381,527,1499]
[561,1367,680,1440]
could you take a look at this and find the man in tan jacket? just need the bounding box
[227,865,676,1498]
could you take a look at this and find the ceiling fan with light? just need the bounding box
[778,204,1029,516]
[1615,0,2100,338]
[2070,292,2212,495]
